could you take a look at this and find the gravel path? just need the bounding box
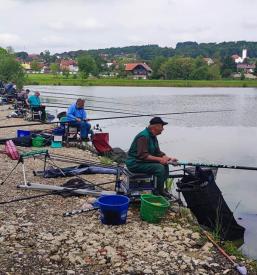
[0,105,256,275]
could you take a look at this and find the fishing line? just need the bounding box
[43,100,144,114]
[39,91,142,107]
[0,109,234,129]
[37,89,115,100]
[44,104,143,115]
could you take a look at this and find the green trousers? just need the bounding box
[127,162,169,193]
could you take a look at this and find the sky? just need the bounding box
[1,0,257,54]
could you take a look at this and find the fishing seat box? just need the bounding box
[120,167,157,195]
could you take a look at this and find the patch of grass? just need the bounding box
[223,241,245,259]
[99,156,113,165]
[25,74,257,87]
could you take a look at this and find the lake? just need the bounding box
[27,85,257,259]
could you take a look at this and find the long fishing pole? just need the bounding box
[38,90,115,100]
[202,230,247,275]
[44,104,142,115]
[39,92,143,107]
[0,109,233,129]
[177,160,257,171]
[43,101,143,114]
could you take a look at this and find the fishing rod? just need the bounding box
[202,230,247,275]
[0,109,233,129]
[39,92,144,107]
[43,101,143,114]
[38,90,115,100]
[44,104,142,116]
[177,160,257,171]
[40,94,143,108]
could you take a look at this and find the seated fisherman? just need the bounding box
[28,91,46,121]
[126,117,178,196]
[67,98,91,142]
[17,89,30,107]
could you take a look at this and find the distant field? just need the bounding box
[25,74,257,87]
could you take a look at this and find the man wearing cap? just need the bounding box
[66,98,91,142]
[28,91,46,121]
[126,117,178,196]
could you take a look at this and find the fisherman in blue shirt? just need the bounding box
[67,98,91,141]
[28,91,46,121]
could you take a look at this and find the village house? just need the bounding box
[59,60,79,74]
[236,63,256,74]
[203,58,214,65]
[124,63,152,79]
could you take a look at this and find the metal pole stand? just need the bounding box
[1,149,49,186]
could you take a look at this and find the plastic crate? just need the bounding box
[17,130,31,138]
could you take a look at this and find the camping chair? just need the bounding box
[60,117,81,143]
[24,107,41,121]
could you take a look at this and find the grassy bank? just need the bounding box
[25,73,257,87]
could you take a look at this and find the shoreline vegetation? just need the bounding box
[26,74,257,88]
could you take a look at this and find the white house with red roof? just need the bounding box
[124,63,152,79]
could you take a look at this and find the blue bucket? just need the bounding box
[97,195,130,225]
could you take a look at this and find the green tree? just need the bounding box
[221,56,236,78]
[0,47,25,89]
[6,46,15,54]
[118,62,127,78]
[207,64,221,80]
[240,71,245,80]
[62,68,70,78]
[16,51,29,61]
[151,56,166,79]
[78,54,98,78]
[40,50,53,63]
[190,66,209,80]
[50,63,59,75]
[31,60,41,72]
[160,56,195,80]
[254,62,257,75]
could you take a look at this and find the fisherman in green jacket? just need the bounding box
[126,117,178,196]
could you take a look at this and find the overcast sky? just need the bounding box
[0,0,257,54]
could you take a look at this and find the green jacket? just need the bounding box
[126,127,163,167]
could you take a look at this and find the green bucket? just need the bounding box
[32,136,45,147]
[140,194,170,223]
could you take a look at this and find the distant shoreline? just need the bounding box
[25,74,257,88]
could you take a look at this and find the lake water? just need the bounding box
[27,85,257,259]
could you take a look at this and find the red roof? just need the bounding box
[125,63,152,72]
[231,54,240,59]
[60,60,77,66]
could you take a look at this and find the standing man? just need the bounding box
[28,91,46,121]
[126,117,178,196]
[67,98,91,142]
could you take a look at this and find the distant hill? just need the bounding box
[16,41,257,62]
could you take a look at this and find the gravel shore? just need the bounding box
[0,105,256,275]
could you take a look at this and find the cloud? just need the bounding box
[47,18,105,32]
[0,33,20,46]
[1,0,257,53]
